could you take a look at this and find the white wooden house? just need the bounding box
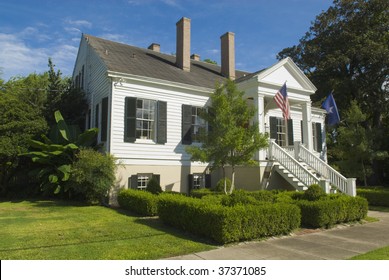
[72,17,356,202]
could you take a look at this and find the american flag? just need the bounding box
[274,83,290,120]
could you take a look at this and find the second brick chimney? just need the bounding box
[176,17,191,72]
[220,32,235,80]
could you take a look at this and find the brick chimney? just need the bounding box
[220,32,235,80]
[176,17,191,71]
[191,54,200,61]
[148,43,160,52]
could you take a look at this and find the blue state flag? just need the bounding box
[322,93,340,126]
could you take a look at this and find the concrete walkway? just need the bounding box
[166,211,389,260]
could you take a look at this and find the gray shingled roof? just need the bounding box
[85,34,250,89]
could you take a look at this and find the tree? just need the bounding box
[277,0,389,184]
[45,58,67,125]
[203,58,217,65]
[186,79,268,194]
[331,101,388,186]
[22,111,98,196]
[45,59,88,128]
[0,92,47,195]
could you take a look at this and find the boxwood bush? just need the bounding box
[117,189,159,216]
[297,195,368,228]
[157,194,300,244]
[357,187,389,207]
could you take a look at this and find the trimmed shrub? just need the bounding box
[221,189,260,206]
[304,184,326,201]
[215,177,232,193]
[190,188,216,198]
[157,194,300,244]
[357,188,389,207]
[68,148,116,204]
[118,189,159,216]
[297,195,368,228]
[146,177,162,194]
[249,190,276,202]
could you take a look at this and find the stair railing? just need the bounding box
[269,139,321,188]
[297,142,356,196]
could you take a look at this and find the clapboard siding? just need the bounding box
[110,80,210,164]
[73,36,112,147]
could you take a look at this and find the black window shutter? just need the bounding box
[316,122,323,152]
[182,104,192,145]
[300,120,304,144]
[124,97,137,143]
[188,174,194,193]
[152,174,161,185]
[269,116,278,142]
[287,119,294,145]
[205,174,211,189]
[101,97,108,142]
[87,109,91,129]
[95,104,99,128]
[157,101,167,144]
[130,175,138,189]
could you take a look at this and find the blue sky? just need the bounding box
[0,0,333,81]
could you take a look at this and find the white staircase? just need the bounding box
[268,139,356,196]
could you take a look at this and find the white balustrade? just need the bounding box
[268,140,357,196]
[269,140,320,188]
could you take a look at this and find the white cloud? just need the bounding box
[0,33,48,79]
[64,27,82,36]
[128,0,180,7]
[0,30,79,80]
[99,33,128,43]
[64,19,92,29]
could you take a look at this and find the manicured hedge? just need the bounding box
[357,188,389,207]
[117,189,159,216]
[297,195,368,228]
[190,188,223,198]
[157,194,300,244]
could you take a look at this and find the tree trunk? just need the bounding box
[230,166,235,194]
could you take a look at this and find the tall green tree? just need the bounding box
[0,91,47,195]
[187,80,268,194]
[277,0,389,184]
[332,100,388,186]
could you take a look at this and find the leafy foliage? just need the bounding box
[157,193,300,244]
[297,196,368,228]
[118,189,159,216]
[186,79,268,193]
[357,187,389,207]
[23,111,98,195]
[0,91,47,195]
[303,184,326,201]
[277,0,389,184]
[145,177,162,194]
[68,148,116,204]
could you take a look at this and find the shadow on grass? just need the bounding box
[113,207,218,247]
[369,206,389,212]
[8,199,91,208]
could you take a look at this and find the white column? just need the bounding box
[254,95,266,161]
[302,101,313,151]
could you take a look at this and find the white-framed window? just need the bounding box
[193,174,203,189]
[137,174,151,190]
[136,99,156,140]
[276,118,287,147]
[191,106,206,142]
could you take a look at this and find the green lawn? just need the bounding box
[350,246,389,260]
[0,200,215,260]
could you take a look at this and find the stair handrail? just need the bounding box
[298,143,356,196]
[269,139,320,188]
